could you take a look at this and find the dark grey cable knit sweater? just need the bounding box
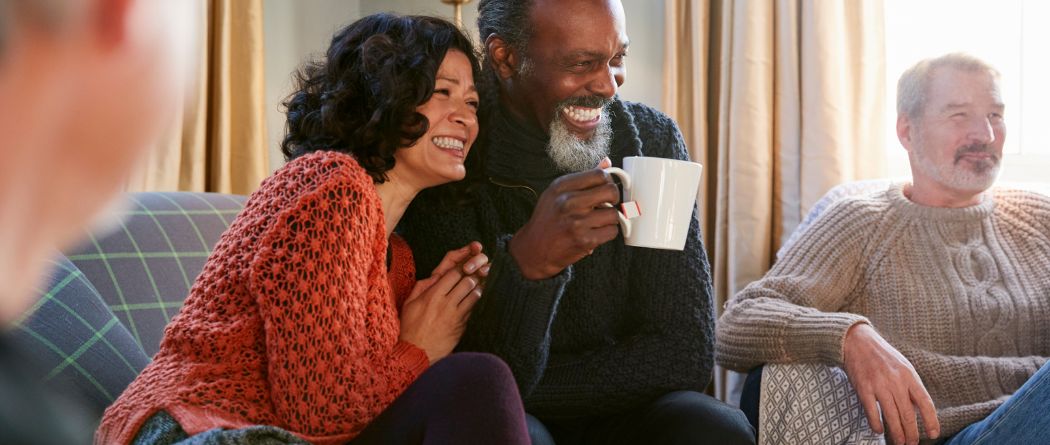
[400,98,715,420]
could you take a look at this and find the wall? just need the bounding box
[361,0,478,37]
[618,0,664,111]
[264,0,362,172]
[264,0,665,171]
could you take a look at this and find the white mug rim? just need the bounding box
[623,156,702,169]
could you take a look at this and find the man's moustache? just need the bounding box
[954,144,998,162]
[561,96,613,109]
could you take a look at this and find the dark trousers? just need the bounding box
[527,390,756,445]
[133,353,528,445]
[351,352,529,444]
[739,366,764,433]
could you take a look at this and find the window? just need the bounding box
[884,0,1050,184]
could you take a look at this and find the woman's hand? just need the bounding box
[399,242,490,363]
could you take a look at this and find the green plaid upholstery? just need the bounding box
[9,192,245,422]
[65,192,246,356]
[11,256,150,418]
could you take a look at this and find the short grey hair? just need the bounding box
[0,0,78,54]
[897,53,1001,120]
[0,0,13,49]
[476,0,536,108]
[477,0,534,55]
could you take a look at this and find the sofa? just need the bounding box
[8,192,246,424]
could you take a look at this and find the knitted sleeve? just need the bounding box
[523,107,716,417]
[458,233,570,397]
[387,234,418,310]
[716,197,879,371]
[249,170,429,439]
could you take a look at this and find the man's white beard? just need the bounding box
[913,142,1001,194]
[547,108,612,173]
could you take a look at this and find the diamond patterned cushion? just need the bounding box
[759,363,884,445]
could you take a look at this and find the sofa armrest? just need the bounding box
[9,255,150,420]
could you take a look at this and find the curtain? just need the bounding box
[664,0,715,248]
[130,0,269,195]
[663,0,886,403]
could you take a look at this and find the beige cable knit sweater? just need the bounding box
[717,182,1050,437]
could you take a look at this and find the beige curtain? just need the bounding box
[130,0,269,195]
[663,0,886,402]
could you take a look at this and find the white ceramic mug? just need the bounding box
[603,156,703,250]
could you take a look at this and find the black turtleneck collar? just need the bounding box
[484,104,561,192]
[483,98,644,193]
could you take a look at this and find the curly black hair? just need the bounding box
[281,13,481,183]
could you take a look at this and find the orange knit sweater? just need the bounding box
[96,151,430,445]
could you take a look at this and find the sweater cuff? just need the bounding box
[484,234,571,339]
[493,234,571,292]
[392,340,430,379]
[784,309,870,366]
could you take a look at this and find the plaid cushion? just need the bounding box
[10,256,150,418]
[65,192,246,356]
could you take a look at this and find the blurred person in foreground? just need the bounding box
[0,0,194,443]
[718,53,1050,445]
[97,13,529,445]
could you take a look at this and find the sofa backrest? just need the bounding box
[65,192,246,356]
[776,179,896,261]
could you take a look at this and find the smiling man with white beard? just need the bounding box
[400,1,756,444]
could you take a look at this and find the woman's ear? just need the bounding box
[485,34,520,80]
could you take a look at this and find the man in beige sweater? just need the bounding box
[717,53,1050,445]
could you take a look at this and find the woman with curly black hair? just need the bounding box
[97,13,529,445]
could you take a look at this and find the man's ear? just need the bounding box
[95,0,133,48]
[485,34,519,80]
[896,114,914,153]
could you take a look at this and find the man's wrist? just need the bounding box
[843,321,873,363]
[508,233,552,280]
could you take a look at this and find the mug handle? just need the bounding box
[602,167,632,239]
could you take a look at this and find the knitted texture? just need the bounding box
[717,182,1050,437]
[97,151,429,445]
[401,99,716,420]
